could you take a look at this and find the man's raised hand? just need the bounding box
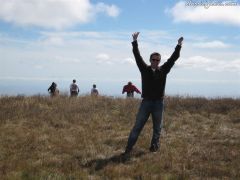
[132,32,140,41]
[178,37,184,45]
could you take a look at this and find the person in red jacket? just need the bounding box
[122,82,141,98]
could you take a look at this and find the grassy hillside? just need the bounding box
[0,95,239,179]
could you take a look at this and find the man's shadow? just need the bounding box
[82,151,146,171]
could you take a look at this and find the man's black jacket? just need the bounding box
[132,40,182,100]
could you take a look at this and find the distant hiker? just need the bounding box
[91,84,99,96]
[48,82,59,97]
[122,81,141,98]
[70,79,79,97]
[122,32,184,158]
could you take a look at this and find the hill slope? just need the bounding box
[0,95,240,179]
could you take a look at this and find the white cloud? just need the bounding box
[96,54,135,66]
[177,55,240,72]
[193,40,230,48]
[177,56,214,68]
[96,53,110,61]
[41,36,64,46]
[121,57,135,65]
[54,56,82,64]
[0,0,120,29]
[96,53,113,64]
[95,2,120,17]
[167,1,240,26]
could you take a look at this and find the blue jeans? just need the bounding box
[126,99,164,151]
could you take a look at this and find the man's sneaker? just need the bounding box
[125,148,131,153]
[149,144,159,152]
[120,149,131,162]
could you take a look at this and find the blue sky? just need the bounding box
[1,0,240,97]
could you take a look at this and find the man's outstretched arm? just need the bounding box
[132,32,148,72]
[162,37,184,73]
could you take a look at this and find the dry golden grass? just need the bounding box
[0,95,239,179]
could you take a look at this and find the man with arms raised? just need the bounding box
[123,32,184,158]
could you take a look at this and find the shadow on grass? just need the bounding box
[82,151,146,171]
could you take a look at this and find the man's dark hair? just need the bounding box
[150,52,161,61]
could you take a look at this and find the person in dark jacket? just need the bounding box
[122,81,141,98]
[48,82,59,97]
[123,32,183,158]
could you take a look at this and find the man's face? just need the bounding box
[150,54,161,69]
